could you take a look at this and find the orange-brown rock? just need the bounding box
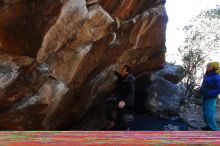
[0,0,168,130]
[0,0,62,57]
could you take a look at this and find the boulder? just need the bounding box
[159,63,185,84]
[146,66,185,117]
[0,0,168,130]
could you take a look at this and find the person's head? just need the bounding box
[206,62,220,73]
[119,64,132,77]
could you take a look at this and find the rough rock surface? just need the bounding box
[158,63,185,84]
[180,101,205,130]
[180,100,220,130]
[0,0,62,57]
[0,0,168,130]
[146,64,185,117]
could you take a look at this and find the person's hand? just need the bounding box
[118,101,125,109]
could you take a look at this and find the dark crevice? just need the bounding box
[86,0,99,7]
[134,73,152,113]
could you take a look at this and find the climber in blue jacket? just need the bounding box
[201,61,220,131]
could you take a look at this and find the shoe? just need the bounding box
[123,114,134,122]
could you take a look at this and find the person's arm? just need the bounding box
[206,75,220,97]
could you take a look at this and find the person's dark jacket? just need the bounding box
[114,71,135,107]
[201,71,220,99]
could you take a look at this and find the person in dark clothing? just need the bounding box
[114,65,135,108]
[106,64,135,130]
[200,62,220,131]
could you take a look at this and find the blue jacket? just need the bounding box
[201,71,220,98]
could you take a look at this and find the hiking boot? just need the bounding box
[123,114,134,122]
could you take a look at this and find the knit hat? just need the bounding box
[208,61,220,73]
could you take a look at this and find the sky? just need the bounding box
[165,0,220,64]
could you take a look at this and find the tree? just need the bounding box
[178,7,220,100]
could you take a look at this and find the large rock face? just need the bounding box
[0,0,62,57]
[0,0,168,130]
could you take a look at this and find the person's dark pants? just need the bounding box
[106,101,118,122]
[106,101,133,130]
[202,97,219,131]
[116,107,132,130]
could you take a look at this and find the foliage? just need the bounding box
[178,7,220,100]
